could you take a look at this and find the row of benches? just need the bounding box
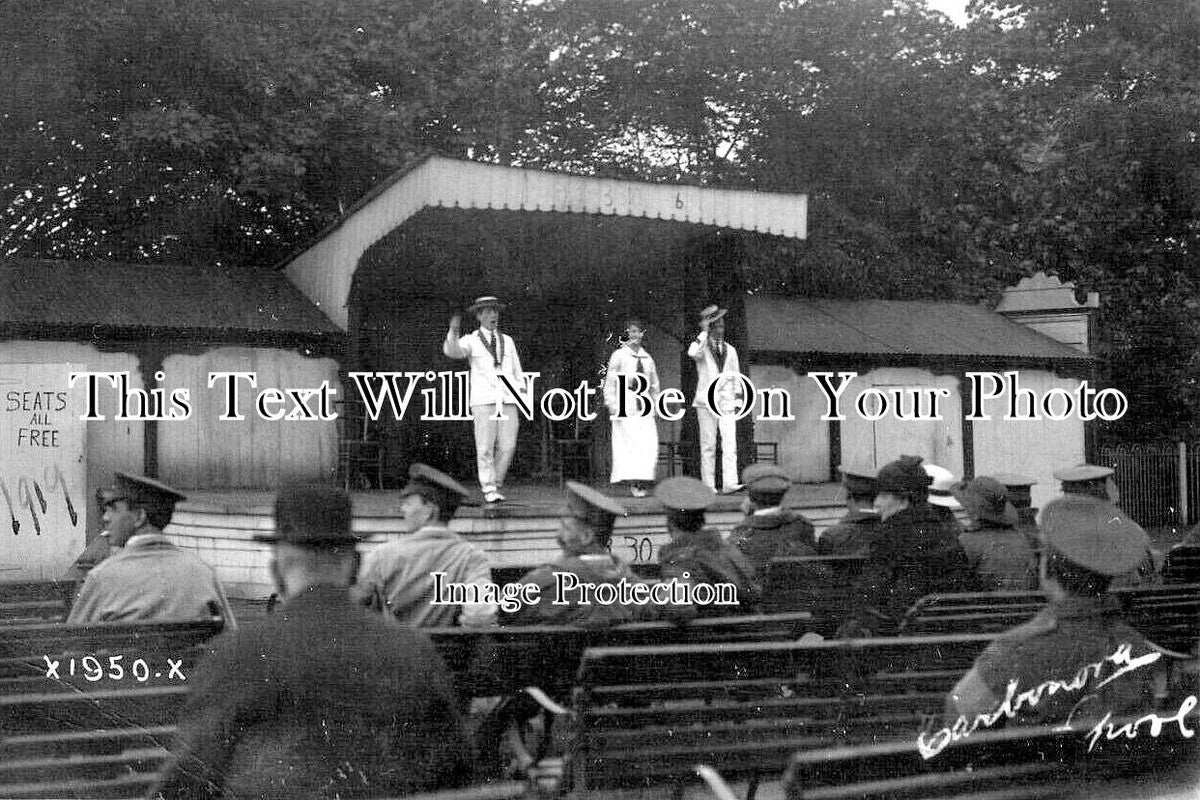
[8,542,1197,628]
[5,622,1196,798]
[2,579,1197,798]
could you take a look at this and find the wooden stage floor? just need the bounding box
[175,480,845,518]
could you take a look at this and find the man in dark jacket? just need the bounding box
[151,484,473,799]
[659,476,761,615]
[839,455,978,636]
[511,481,690,626]
[818,464,880,557]
[954,476,1038,590]
[730,463,817,573]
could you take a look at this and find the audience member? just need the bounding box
[152,484,473,799]
[357,463,496,627]
[68,473,235,625]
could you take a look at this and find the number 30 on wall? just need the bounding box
[623,535,654,563]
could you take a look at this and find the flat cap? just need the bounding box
[953,476,1019,527]
[1039,495,1150,576]
[400,463,471,513]
[108,472,186,508]
[875,455,933,495]
[1053,464,1114,483]
[563,481,627,534]
[257,484,360,547]
[742,463,792,499]
[654,476,715,513]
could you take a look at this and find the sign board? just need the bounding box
[0,363,88,580]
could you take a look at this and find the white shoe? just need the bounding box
[722,484,744,495]
[494,491,506,502]
[630,485,648,498]
[484,491,502,503]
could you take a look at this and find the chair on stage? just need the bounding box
[552,418,593,485]
[335,399,385,490]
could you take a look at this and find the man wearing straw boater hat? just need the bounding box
[687,304,744,493]
[444,295,529,504]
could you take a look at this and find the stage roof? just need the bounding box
[283,156,809,330]
[0,258,340,341]
[747,296,1092,363]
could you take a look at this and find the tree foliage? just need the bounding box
[2,0,1197,439]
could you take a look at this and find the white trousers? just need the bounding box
[472,404,520,494]
[697,405,738,490]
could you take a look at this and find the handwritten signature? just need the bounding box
[1082,695,1197,753]
[918,642,1173,758]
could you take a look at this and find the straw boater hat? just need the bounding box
[699,304,727,325]
[466,296,506,314]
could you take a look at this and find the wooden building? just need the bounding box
[0,259,342,577]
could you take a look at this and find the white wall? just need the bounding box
[840,367,965,480]
[969,370,1085,511]
[159,347,340,489]
[0,342,143,545]
[751,364,831,482]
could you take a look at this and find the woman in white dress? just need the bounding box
[604,319,660,497]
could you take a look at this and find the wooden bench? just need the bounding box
[762,555,867,634]
[431,611,814,700]
[1163,544,1200,584]
[900,584,1200,655]
[0,619,226,799]
[0,580,77,625]
[0,618,226,695]
[560,633,997,797]
[782,716,1200,799]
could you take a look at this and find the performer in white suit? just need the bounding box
[443,296,528,503]
[687,305,744,493]
[604,319,660,497]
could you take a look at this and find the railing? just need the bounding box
[1101,441,1195,528]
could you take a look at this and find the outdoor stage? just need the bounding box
[164,481,848,600]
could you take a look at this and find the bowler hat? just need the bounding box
[400,464,471,514]
[257,484,360,547]
[563,481,627,537]
[467,296,506,314]
[1039,495,1150,576]
[699,304,728,325]
[953,477,1019,527]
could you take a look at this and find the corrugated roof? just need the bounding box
[283,155,809,330]
[747,296,1091,362]
[0,259,341,335]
